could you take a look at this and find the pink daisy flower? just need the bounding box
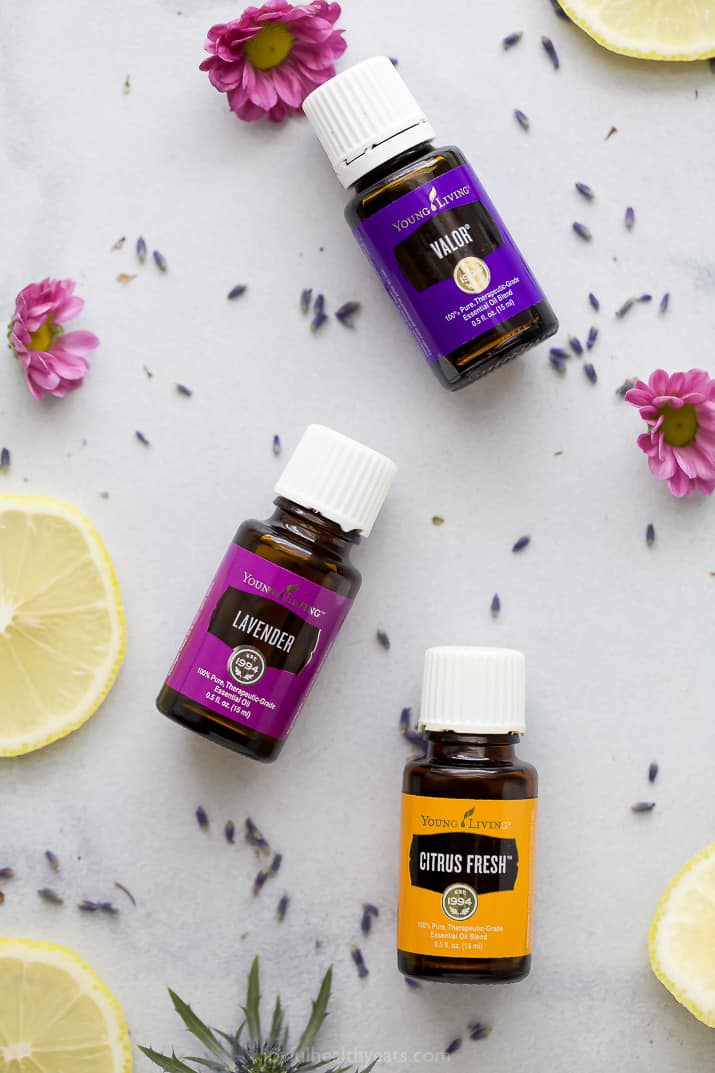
[200,1,346,123]
[625,368,715,497]
[8,278,99,400]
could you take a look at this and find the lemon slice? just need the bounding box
[561,0,715,60]
[0,938,132,1073]
[0,496,125,757]
[649,842,715,1027]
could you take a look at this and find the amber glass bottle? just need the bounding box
[397,647,538,983]
[304,58,558,391]
[157,425,396,763]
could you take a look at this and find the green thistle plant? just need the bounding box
[140,957,377,1073]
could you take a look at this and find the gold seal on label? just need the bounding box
[453,256,491,295]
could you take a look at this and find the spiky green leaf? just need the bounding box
[242,955,262,1045]
[269,994,285,1047]
[138,1045,198,1073]
[168,990,231,1061]
[297,967,332,1052]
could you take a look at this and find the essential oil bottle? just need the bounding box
[157,425,396,763]
[397,647,538,983]
[304,57,558,391]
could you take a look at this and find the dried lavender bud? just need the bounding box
[406,728,427,747]
[224,820,235,844]
[136,236,147,263]
[335,300,361,326]
[272,434,281,457]
[277,893,290,921]
[300,288,312,314]
[253,870,269,896]
[360,908,373,936]
[549,0,569,18]
[638,294,652,304]
[616,298,635,319]
[313,293,325,315]
[468,1023,491,1042]
[588,292,600,312]
[616,378,636,398]
[404,976,421,989]
[625,206,635,231]
[389,57,399,66]
[659,292,670,313]
[584,363,598,385]
[572,222,592,241]
[549,352,567,374]
[646,523,656,546]
[432,515,445,526]
[37,888,63,904]
[195,805,209,830]
[445,1039,462,1056]
[631,801,656,813]
[399,707,411,735]
[0,867,14,880]
[541,36,560,70]
[269,852,282,875]
[490,593,501,617]
[78,900,98,912]
[245,818,271,853]
[514,109,530,131]
[586,326,599,350]
[502,31,523,50]
[98,902,120,914]
[152,249,168,272]
[0,448,10,469]
[176,383,193,397]
[575,182,595,200]
[227,284,247,300]
[135,430,150,446]
[376,629,391,650]
[550,347,569,360]
[363,902,379,917]
[310,311,328,333]
[648,762,659,783]
[512,535,531,553]
[351,945,369,978]
[568,336,584,356]
[45,850,60,873]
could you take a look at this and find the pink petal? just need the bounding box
[649,369,669,395]
[667,467,695,497]
[53,331,99,358]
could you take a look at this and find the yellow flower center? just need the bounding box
[244,23,294,71]
[29,320,54,352]
[659,403,698,447]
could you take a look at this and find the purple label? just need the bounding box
[354,163,545,363]
[167,545,353,740]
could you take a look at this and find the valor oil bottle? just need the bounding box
[304,57,559,392]
[397,647,538,982]
[157,425,396,763]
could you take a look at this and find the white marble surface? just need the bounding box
[1,1,715,1070]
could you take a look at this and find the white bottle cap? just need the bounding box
[274,424,396,537]
[419,647,526,734]
[303,56,435,188]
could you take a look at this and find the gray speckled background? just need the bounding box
[1,2,714,1071]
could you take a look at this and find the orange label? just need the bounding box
[397,793,537,960]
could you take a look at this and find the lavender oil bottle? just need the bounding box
[157,425,396,763]
[304,57,558,391]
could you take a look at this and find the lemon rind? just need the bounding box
[648,841,715,1028]
[560,2,715,62]
[0,936,133,1072]
[0,495,127,757]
